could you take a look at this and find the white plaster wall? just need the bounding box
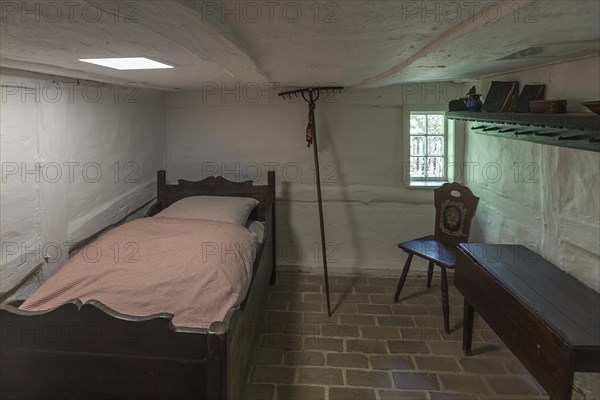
[165,82,468,275]
[465,57,600,400]
[465,57,600,290]
[0,69,165,297]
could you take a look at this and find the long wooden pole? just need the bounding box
[278,87,342,318]
[309,95,332,317]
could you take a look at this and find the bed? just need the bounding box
[0,169,276,400]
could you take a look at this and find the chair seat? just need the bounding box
[398,235,457,268]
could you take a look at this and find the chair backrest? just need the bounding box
[434,182,479,246]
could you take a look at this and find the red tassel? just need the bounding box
[306,102,316,147]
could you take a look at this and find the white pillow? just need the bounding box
[155,196,259,225]
[245,220,266,243]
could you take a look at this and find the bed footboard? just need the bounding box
[0,301,226,400]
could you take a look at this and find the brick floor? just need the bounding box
[240,272,550,400]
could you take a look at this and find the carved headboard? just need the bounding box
[147,170,275,222]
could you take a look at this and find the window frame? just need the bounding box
[403,105,461,189]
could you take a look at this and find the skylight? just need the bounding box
[79,57,174,70]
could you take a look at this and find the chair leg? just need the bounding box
[441,267,450,333]
[394,253,413,303]
[426,261,434,288]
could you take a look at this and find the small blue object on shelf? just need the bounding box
[466,94,483,112]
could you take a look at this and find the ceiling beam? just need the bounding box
[353,0,534,88]
[174,0,271,82]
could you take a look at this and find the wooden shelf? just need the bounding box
[447,112,600,152]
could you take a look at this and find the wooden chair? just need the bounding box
[394,183,479,333]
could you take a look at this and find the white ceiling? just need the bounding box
[1,0,599,90]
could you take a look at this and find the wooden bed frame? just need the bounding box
[0,170,276,400]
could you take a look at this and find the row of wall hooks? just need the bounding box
[447,111,600,152]
[470,125,600,143]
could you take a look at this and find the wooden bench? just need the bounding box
[455,244,600,400]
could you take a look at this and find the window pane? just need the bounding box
[410,136,426,156]
[427,114,444,135]
[410,114,426,135]
[408,112,447,182]
[410,157,426,177]
[427,157,444,178]
[427,136,444,156]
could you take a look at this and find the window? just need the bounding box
[409,111,446,182]
[403,106,461,188]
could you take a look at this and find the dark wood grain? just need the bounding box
[398,235,457,268]
[1,170,277,400]
[395,183,479,333]
[1,301,210,400]
[455,244,600,400]
[433,182,479,246]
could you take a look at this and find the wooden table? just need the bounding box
[455,244,600,400]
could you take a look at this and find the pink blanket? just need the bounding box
[20,217,257,329]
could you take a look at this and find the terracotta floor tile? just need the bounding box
[392,372,440,390]
[379,389,428,399]
[370,355,415,370]
[298,367,343,385]
[327,353,369,368]
[346,369,392,388]
[414,356,461,372]
[438,374,491,394]
[245,272,549,400]
[275,385,325,400]
[328,387,377,400]
[283,351,324,366]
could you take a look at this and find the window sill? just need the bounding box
[406,181,447,189]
